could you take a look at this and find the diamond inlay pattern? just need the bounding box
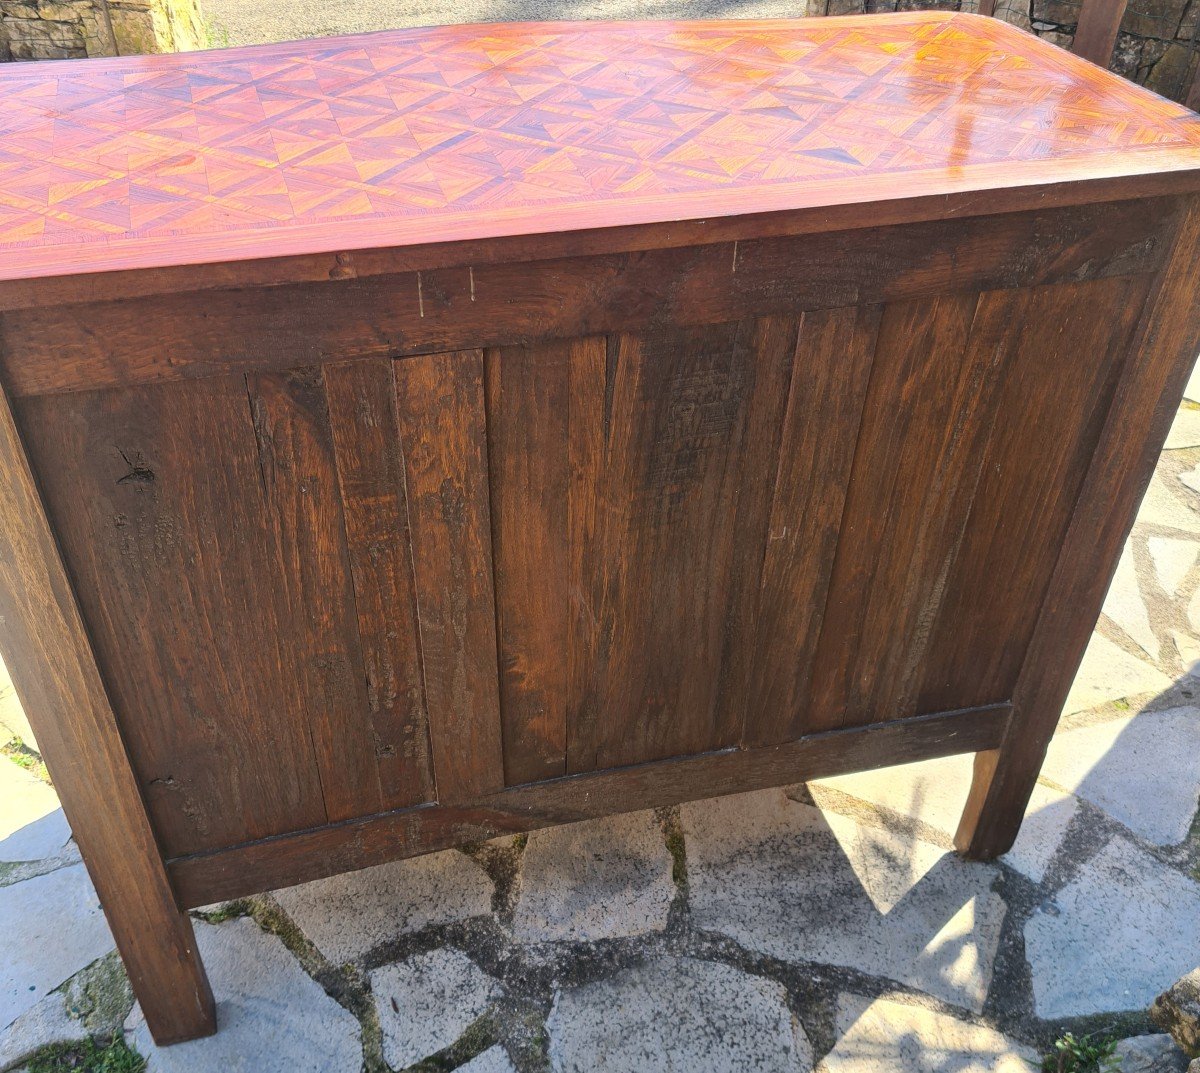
[1,11,1199,280]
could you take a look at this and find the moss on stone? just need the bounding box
[26,1033,145,1073]
[67,953,135,1032]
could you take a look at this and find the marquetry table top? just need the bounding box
[2,11,1200,283]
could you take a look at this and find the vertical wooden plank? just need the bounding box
[247,367,383,821]
[958,197,1200,859]
[324,359,435,808]
[567,334,607,776]
[0,382,215,1044]
[393,349,504,803]
[918,274,1151,712]
[17,376,328,855]
[566,318,796,773]
[806,291,1010,732]
[741,305,880,747]
[1071,0,1127,66]
[485,339,575,786]
[716,317,808,743]
[1186,61,1200,111]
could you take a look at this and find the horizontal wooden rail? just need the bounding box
[0,198,1177,400]
[167,702,1012,907]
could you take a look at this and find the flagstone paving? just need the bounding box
[126,918,362,1073]
[818,994,1036,1072]
[512,811,675,945]
[547,956,814,1073]
[3,398,1200,1071]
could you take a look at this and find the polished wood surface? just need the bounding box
[1,14,1198,1045]
[1,12,1199,285]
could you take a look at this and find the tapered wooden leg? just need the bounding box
[0,385,215,1044]
[958,198,1200,863]
[955,749,1016,859]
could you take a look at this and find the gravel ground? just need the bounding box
[197,0,816,49]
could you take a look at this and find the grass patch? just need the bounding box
[203,14,231,48]
[28,1033,145,1073]
[1038,1031,1120,1072]
[2,736,50,783]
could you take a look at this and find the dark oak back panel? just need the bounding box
[7,210,1161,859]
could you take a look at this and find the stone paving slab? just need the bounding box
[272,850,494,964]
[459,1045,518,1073]
[1114,1034,1190,1072]
[1025,835,1200,1019]
[0,980,88,1069]
[1138,469,1200,534]
[0,660,35,753]
[0,763,69,865]
[1149,536,1199,599]
[1165,408,1200,451]
[1040,707,1200,845]
[1102,540,1160,660]
[512,811,673,944]
[126,918,361,1072]
[682,790,1005,1013]
[0,952,131,1071]
[1184,361,1200,405]
[0,864,113,1032]
[547,956,813,1073]
[1063,634,1173,715]
[370,948,500,1070]
[812,753,1077,883]
[817,994,1035,1072]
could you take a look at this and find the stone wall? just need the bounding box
[820,0,1200,101]
[0,0,204,62]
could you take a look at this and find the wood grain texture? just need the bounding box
[168,702,1012,907]
[806,292,1008,732]
[566,319,795,772]
[393,350,504,803]
[486,340,575,786]
[918,274,1152,712]
[2,12,1198,286]
[0,381,215,1044]
[1071,0,1128,66]
[324,359,435,808]
[958,196,1200,858]
[741,305,881,746]
[0,197,1173,400]
[16,377,330,856]
[246,369,382,822]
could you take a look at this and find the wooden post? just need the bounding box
[1071,0,1128,67]
[957,197,1200,859]
[0,379,216,1043]
[1186,61,1200,112]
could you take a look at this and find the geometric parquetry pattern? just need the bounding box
[2,11,1199,275]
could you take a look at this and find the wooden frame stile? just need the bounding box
[0,368,216,1043]
[957,194,1200,858]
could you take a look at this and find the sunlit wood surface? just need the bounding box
[2,11,1199,283]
